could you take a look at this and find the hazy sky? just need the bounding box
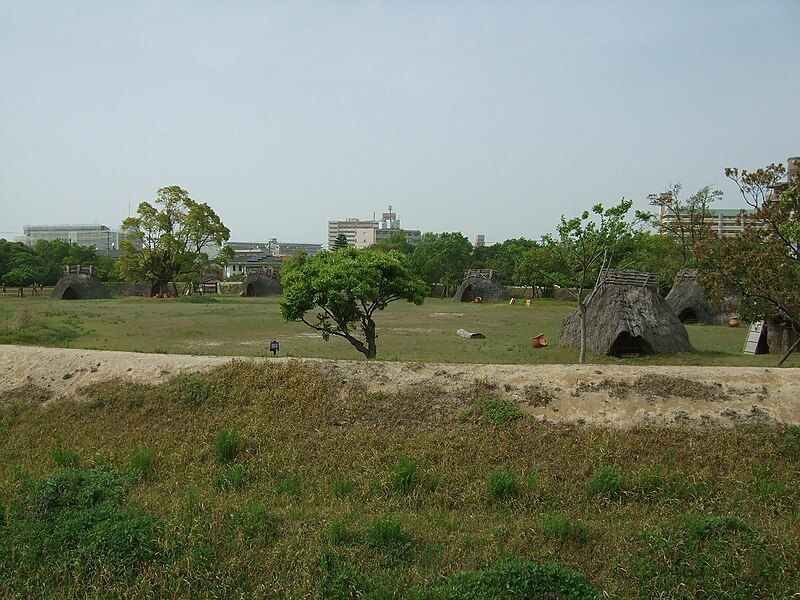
[1,1,798,245]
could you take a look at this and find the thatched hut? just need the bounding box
[453,269,510,303]
[557,269,692,356]
[52,266,112,300]
[240,270,282,297]
[665,269,725,324]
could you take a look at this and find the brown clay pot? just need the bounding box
[728,316,740,328]
[530,333,548,348]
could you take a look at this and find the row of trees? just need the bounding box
[0,238,117,288]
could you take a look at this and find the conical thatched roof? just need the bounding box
[557,269,692,356]
[665,269,724,324]
[241,271,283,297]
[52,273,112,300]
[453,277,510,302]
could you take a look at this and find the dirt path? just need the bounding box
[2,344,799,428]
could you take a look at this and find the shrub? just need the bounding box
[365,516,411,550]
[540,513,588,544]
[420,558,599,599]
[1,467,164,581]
[51,444,79,469]
[331,474,356,498]
[214,429,240,464]
[486,468,518,501]
[586,466,623,500]
[129,447,155,481]
[390,457,419,495]
[462,397,522,425]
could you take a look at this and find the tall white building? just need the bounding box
[328,207,421,249]
[327,218,378,249]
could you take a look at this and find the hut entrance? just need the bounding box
[609,332,653,357]
[677,308,699,324]
[61,287,79,300]
[246,283,254,297]
[459,284,475,302]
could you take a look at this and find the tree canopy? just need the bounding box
[279,248,427,359]
[118,186,232,294]
[0,238,117,287]
[410,232,473,287]
[695,162,799,359]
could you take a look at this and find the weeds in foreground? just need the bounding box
[461,397,522,425]
[366,516,411,550]
[129,447,155,481]
[391,457,419,495]
[586,466,623,500]
[51,444,79,468]
[486,468,518,501]
[214,429,240,464]
[540,513,588,545]
[331,474,356,498]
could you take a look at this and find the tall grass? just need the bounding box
[214,429,240,464]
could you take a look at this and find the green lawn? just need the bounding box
[0,294,796,366]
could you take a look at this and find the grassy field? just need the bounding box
[1,362,798,598]
[0,293,797,367]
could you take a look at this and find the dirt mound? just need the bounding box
[1,345,798,428]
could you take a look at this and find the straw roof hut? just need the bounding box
[240,270,283,297]
[557,269,692,356]
[453,269,510,303]
[665,269,725,324]
[52,266,112,300]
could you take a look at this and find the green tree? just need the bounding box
[118,186,232,295]
[410,232,473,292]
[648,183,722,264]
[332,233,349,251]
[695,161,799,362]
[537,199,639,364]
[279,248,427,359]
[372,230,414,254]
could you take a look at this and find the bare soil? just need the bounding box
[2,344,798,428]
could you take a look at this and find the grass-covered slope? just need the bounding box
[1,362,799,598]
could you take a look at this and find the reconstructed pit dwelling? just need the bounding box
[558,269,692,357]
[52,266,112,300]
[240,268,283,297]
[453,269,510,302]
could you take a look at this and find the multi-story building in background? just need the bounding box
[658,206,756,238]
[329,207,421,249]
[20,224,132,255]
[327,218,378,249]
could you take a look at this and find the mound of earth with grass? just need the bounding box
[1,345,799,428]
[0,359,798,598]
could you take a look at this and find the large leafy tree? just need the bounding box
[471,238,538,285]
[410,232,473,292]
[648,183,722,264]
[371,230,415,255]
[535,199,639,364]
[279,248,427,359]
[118,186,232,295]
[695,162,799,362]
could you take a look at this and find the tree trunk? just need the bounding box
[364,320,377,359]
[578,289,587,364]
